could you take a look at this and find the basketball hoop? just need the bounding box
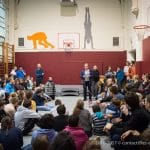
[63,41,73,52]
[133,25,150,41]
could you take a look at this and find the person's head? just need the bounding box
[73,99,84,115]
[14,66,17,70]
[9,78,15,84]
[35,88,43,96]
[57,104,66,115]
[93,65,97,70]
[140,128,150,150]
[76,99,84,110]
[84,63,89,70]
[48,77,53,81]
[23,100,32,109]
[111,98,121,108]
[26,90,33,100]
[55,99,62,106]
[0,144,3,150]
[110,86,118,95]
[50,131,76,150]
[9,96,19,106]
[37,63,41,68]
[83,139,101,150]
[108,66,112,71]
[117,66,121,71]
[32,135,49,150]
[19,66,23,70]
[106,78,113,86]
[38,114,54,129]
[1,116,12,130]
[145,94,150,111]
[125,92,140,111]
[68,115,79,127]
[0,100,5,109]
[92,104,101,113]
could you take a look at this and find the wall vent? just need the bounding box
[113,37,119,46]
[18,38,24,46]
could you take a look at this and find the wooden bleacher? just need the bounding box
[0,42,15,77]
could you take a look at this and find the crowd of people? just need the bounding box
[0,62,149,150]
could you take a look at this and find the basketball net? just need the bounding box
[63,42,73,52]
[133,25,150,61]
[133,25,150,41]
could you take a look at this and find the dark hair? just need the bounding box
[32,135,49,150]
[55,99,62,106]
[26,90,33,99]
[38,114,54,129]
[92,105,101,113]
[68,115,79,127]
[110,86,118,95]
[140,128,150,150]
[35,88,43,94]
[111,98,121,108]
[0,144,3,150]
[1,116,12,130]
[83,140,101,150]
[125,92,139,111]
[50,131,76,150]
[73,99,84,116]
[23,100,32,108]
[57,105,66,115]
[0,100,5,107]
[146,94,150,103]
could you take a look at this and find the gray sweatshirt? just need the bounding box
[14,106,40,130]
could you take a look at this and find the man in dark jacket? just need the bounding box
[91,65,100,100]
[35,64,44,86]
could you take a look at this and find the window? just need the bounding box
[0,0,9,40]
[0,0,9,55]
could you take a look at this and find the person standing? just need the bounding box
[91,65,100,100]
[116,66,125,89]
[80,63,92,101]
[35,64,44,86]
[44,77,56,100]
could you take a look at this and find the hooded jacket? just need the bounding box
[64,126,88,150]
[14,106,40,131]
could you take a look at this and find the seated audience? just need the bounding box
[104,92,149,150]
[0,116,23,150]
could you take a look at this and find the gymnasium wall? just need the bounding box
[14,0,127,84]
[141,37,150,74]
[15,0,124,50]
[15,51,126,84]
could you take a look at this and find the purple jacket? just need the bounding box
[64,126,88,150]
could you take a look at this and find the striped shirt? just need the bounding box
[92,113,107,136]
